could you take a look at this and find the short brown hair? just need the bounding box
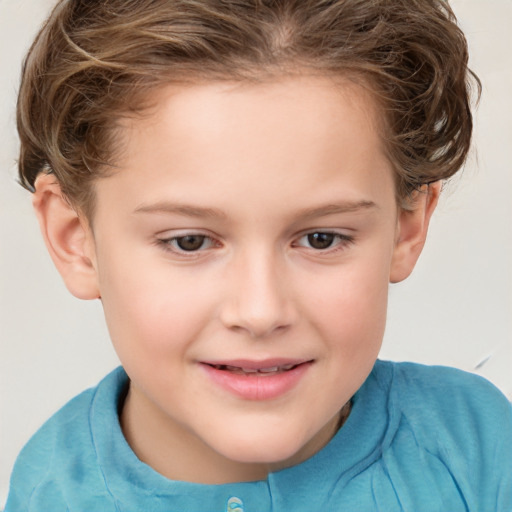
[17,0,479,217]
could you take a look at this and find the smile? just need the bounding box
[200,359,313,400]
[207,363,300,375]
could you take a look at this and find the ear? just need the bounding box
[32,173,100,300]
[390,181,441,283]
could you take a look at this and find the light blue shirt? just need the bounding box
[5,361,512,511]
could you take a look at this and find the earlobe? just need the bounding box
[32,173,100,300]
[389,181,441,283]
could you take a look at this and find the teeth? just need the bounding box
[212,363,298,374]
[257,366,279,373]
[223,365,246,372]
[240,367,259,373]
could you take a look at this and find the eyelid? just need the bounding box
[155,227,212,238]
[154,229,354,257]
[293,230,355,252]
[156,230,222,256]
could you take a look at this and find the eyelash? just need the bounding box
[156,231,354,257]
[157,234,218,255]
[293,232,354,253]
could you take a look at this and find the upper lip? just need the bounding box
[200,358,313,371]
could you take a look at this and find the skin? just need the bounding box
[33,75,439,484]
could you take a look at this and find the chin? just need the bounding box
[212,427,311,467]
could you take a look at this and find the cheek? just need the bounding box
[304,259,390,353]
[98,256,213,360]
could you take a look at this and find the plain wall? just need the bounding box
[1,0,511,506]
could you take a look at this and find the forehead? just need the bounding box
[96,75,395,220]
[115,75,385,164]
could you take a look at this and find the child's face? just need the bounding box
[67,76,427,481]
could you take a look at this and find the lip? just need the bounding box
[199,358,313,401]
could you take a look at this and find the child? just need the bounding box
[5,0,512,511]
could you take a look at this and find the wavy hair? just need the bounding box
[17,0,479,216]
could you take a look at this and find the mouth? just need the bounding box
[204,362,303,376]
[199,359,314,400]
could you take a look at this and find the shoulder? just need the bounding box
[384,360,512,426]
[5,388,97,511]
[376,360,512,441]
[374,360,512,509]
[5,367,126,512]
[10,386,98,476]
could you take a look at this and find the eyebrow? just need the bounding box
[296,200,378,221]
[133,202,227,219]
[133,199,377,220]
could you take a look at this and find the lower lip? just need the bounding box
[200,362,312,401]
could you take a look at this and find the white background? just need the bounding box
[1,0,511,506]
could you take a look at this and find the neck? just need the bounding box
[120,382,351,484]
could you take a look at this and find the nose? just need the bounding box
[219,249,297,339]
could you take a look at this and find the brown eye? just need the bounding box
[307,232,335,249]
[175,235,207,251]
